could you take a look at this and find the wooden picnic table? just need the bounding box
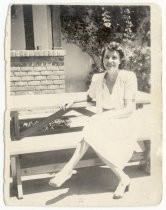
[8,91,151,199]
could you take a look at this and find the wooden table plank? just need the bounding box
[9,91,150,112]
[18,108,72,140]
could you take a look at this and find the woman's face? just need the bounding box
[103,50,121,72]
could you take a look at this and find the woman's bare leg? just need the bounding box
[49,139,89,187]
[96,152,130,199]
[59,139,89,173]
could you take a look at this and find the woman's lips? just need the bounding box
[107,64,116,67]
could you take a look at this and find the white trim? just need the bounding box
[11,49,66,57]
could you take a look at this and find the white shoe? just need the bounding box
[113,178,130,199]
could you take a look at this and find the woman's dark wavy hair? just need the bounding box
[101,42,126,70]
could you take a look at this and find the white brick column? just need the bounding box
[10,50,66,95]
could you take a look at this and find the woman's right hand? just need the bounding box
[58,99,74,111]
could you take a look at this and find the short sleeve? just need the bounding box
[124,72,138,101]
[87,74,100,99]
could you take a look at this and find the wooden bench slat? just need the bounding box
[10,132,83,155]
[20,151,145,177]
[21,158,103,176]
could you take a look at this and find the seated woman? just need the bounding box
[49,42,138,199]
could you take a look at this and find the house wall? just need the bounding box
[62,42,92,92]
[11,5,26,50]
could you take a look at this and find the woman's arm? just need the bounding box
[105,99,135,119]
[95,99,135,120]
[71,74,101,105]
[59,92,88,110]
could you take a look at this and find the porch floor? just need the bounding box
[7,165,160,207]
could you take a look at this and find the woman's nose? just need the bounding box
[108,57,113,63]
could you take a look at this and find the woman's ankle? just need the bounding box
[57,169,77,177]
[119,174,130,184]
[49,170,74,187]
[60,168,74,175]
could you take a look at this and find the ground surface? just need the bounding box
[6,165,161,207]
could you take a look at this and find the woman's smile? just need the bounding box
[106,63,116,68]
[103,50,121,71]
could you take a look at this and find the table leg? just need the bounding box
[143,140,151,174]
[16,156,23,199]
[138,140,150,174]
[10,156,17,195]
[11,156,23,199]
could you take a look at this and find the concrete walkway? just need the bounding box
[7,165,161,207]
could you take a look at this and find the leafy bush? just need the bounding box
[123,42,151,93]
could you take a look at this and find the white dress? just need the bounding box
[82,70,140,169]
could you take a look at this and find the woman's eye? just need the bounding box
[105,56,110,59]
[112,56,117,60]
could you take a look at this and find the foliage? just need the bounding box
[60,5,150,92]
[123,42,151,93]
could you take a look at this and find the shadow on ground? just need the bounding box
[10,165,149,205]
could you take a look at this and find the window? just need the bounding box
[23,5,35,50]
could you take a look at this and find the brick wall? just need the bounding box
[10,50,65,95]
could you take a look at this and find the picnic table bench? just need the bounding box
[8,91,151,199]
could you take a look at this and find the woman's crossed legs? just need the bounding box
[49,139,130,199]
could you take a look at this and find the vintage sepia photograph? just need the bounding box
[4,3,162,206]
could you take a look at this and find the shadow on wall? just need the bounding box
[62,42,92,92]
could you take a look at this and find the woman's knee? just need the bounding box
[80,139,89,151]
[77,139,89,153]
[86,115,102,128]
